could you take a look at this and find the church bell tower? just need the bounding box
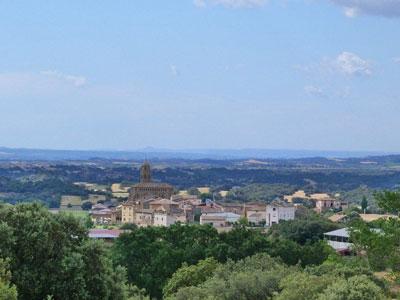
[140,161,151,183]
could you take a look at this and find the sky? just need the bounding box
[0,0,399,152]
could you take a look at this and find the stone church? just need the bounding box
[121,161,174,223]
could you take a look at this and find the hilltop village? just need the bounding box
[71,161,357,231]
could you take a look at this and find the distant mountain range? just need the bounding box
[0,147,396,161]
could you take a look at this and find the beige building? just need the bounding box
[246,210,266,225]
[149,198,180,213]
[310,193,345,213]
[200,215,226,227]
[135,209,154,227]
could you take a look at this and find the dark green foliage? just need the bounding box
[112,224,270,299]
[268,215,341,245]
[0,203,125,300]
[318,275,386,300]
[361,195,368,212]
[375,191,400,214]
[81,201,93,210]
[268,239,334,267]
[349,191,400,274]
[168,254,389,300]
[0,258,17,300]
[350,218,400,272]
[163,257,219,298]
[226,183,297,203]
[0,177,88,208]
[169,254,290,300]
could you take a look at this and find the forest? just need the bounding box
[1,190,400,299]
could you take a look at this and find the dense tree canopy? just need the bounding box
[350,191,400,275]
[166,253,389,300]
[267,213,341,245]
[0,203,126,300]
[112,217,341,298]
[0,258,17,300]
[112,224,272,298]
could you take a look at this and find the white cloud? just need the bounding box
[194,0,207,7]
[296,52,372,77]
[169,64,180,76]
[0,71,87,97]
[304,85,326,97]
[334,52,372,76]
[330,0,400,18]
[194,0,267,8]
[41,70,87,87]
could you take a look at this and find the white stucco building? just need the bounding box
[266,202,295,226]
[153,212,177,227]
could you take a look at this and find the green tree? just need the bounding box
[163,258,219,298]
[170,254,289,300]
[361,196,368,213]
[81,201,93,210]
[276,272,333,300]
[375,191,400,215]
[0,203,126,300]
[112,224,270,298]
[268,217,340,245]
[318,275,387,300]
[0,258,17,300]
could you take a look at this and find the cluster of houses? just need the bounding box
[87,162,352,230]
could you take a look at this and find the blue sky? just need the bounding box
[0,0,399,151]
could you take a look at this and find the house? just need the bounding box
[149,198,180,213]
[246,210,266,225]
[324,228,352,254]
[266,201,295,226]
[310,193,346,213]
[90,208,112,224]
[200,212,241,227]
[89,204,121,225]
[135,209,154,227]
[200,214,227,228]
[220,203,245,215]
[153,212,177,227]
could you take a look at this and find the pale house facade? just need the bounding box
[266,202,295,226]
[153,213,177,227]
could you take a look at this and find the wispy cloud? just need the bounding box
[334,51,372,76]
[169,64,180,76]
[0,70,87,97]
[330,0,400,18]
[194,0,267,8]
[41,70,87,87]
[304,85,326,97]
[296,51,372,77]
